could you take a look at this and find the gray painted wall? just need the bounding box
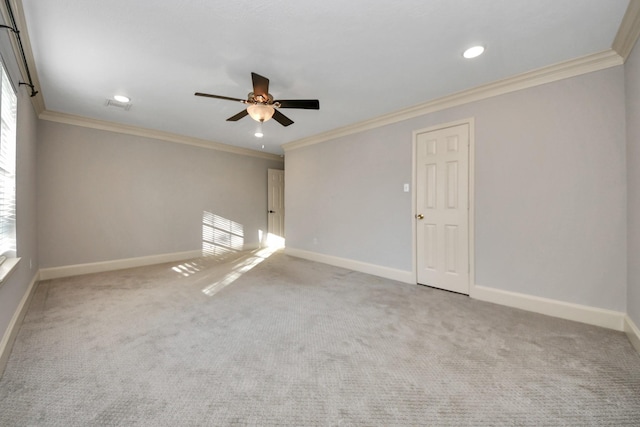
[37,121,283,268]
[626,40,640,326]
[285,125,413,270]
[286,66,627,312]
[0,83,39,349]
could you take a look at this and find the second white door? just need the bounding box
[415,123,469,294]
[267,169,285,245]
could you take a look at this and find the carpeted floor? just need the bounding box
[0,250,639,426]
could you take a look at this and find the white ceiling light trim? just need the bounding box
[113,95,130,103]
[463,45,485,59]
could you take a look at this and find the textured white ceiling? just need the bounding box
[20,0,629,154]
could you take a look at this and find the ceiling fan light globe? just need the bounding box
[247,104,275,122]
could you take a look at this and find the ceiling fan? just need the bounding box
[195,72,319,127]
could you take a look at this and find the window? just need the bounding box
[0,60,16,259]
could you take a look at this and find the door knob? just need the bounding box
[415,214,424,220]
[269,210,275,213]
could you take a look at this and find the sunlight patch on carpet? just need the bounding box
[202,245,280,296]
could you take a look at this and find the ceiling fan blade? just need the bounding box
[226,109,249,121]
[195,92,246,103]
[251,72,270,98]
[275,99,320,110]
[272,109,294,127]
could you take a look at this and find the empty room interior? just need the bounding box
[1,0,640,425]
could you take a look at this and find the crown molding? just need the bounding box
[39,110,284,162]
[10,0,630,157]
[282,49,623,152]
[613,0,640,60]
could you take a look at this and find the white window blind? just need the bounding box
[0,61,16,256]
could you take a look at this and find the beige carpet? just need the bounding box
[1,250,639,426]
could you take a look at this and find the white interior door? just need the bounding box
[415,123,469,294]
[267,169,285,245]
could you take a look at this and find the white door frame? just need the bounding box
[411,118,475,291]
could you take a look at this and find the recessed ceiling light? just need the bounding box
[255,122,264,138]
[463,45,485,59]
[113,95,130,103]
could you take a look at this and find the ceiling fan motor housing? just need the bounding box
[249,92,275,105]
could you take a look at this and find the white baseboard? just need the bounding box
[282,250,630,334]
[0,271,39,378]
[624,315,640,354]
[284,248,414,284]
[471,284,626,331]
[39,249,203,280]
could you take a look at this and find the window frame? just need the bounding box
[0,55,19,285]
